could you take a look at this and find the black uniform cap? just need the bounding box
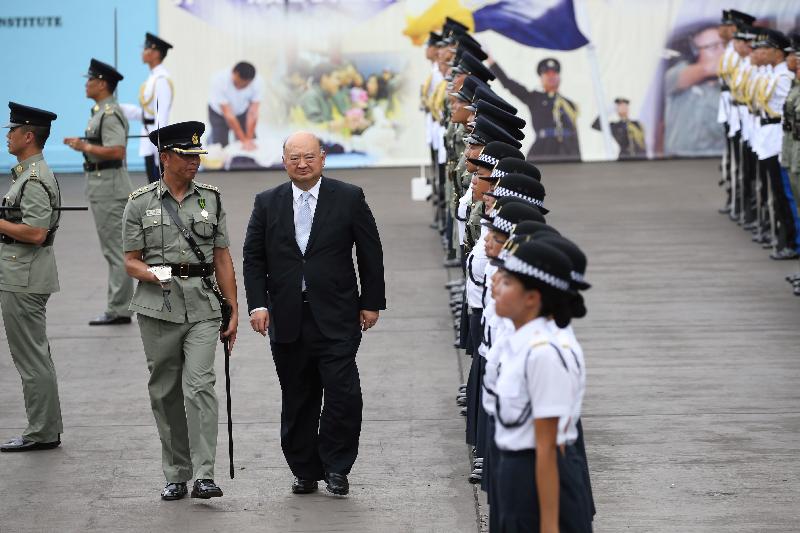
[491,219,557,265]
[5,101,57,128]
[537,58,561,75]
[85,58,124,83]
[754,28,790,51]
[452,52,496,83]
[614,97,630,105]
[149,121,208,155]
[482,197,546,227]
[499,240,574,293]
[482,201,545,236]
[467,86,517,115]
[443,17,469,42]
[145,32,173,55]
[721,9,755,26]
[788,33,800,53]
[734,25,757,41]
[489,159,541,182]
[427,31,443,46]
[474,100,526,131]
[468,141,524,170]
[454,34,488,62]
[537,234,591,290]
[464,115,523,149]
[450,75,487,103]
[486,173,548,214]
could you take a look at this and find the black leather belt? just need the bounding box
[151,263,215,278]
[760,117,781,125]
[143,118,155,125]
[0,232,55,247]
[83,160,123,172]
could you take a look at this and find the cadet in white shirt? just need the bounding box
[120,33,174,183]
[208,62,262,150]
[489,240,592,533]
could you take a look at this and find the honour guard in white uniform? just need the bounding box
[121,33,174,183]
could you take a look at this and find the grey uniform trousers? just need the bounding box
[137,314,220,482]
[89,197,133,317]
[1,291,63,442]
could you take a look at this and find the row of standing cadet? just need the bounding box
[420,17,595,532]
[716,10,800,297]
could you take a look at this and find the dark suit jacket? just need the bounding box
[243,176,386,343]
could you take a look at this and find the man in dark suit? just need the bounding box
[242,131,385,496]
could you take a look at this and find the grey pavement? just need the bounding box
[0,159,798,532]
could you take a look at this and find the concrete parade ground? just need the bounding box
[0,159,798,532]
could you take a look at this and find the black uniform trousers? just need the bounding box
[270,301,363,480]
[741,142,757,223]
[763,155,797,249]
[465,309,483,448]
[494,446,593,533]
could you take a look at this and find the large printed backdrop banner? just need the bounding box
[0,0,797,171]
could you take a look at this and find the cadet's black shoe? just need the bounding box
[324,473,349,495]
[191,479,223,499]
[0,436,60,452]
[292,477,319,494]
[770,248,799,260]
[161,482,188,501]
[89,313,132,326]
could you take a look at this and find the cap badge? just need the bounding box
[192,133,199,145]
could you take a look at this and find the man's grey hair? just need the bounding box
[282,133,325,154]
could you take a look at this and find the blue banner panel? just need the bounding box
[0,0,157,172]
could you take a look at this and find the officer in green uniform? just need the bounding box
[122,121,239,500]
[64,59,134,325]
[783,35,800,294]
[0,102,63,452]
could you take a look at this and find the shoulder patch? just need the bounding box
[195,182,219,192]
[129,182,159,200]
[530,340,550,348]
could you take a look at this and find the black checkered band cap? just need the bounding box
[571,270,586,283]
[478,153,498,166]
[490,168,506,178]
[503,255,571,291]
[492,215,514,233]
[492,186,544,208]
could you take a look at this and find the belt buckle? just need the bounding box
[179,263,190,279]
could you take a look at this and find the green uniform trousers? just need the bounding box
[138,314,219,482]
[89,197,133,317]
[1,291,62,442]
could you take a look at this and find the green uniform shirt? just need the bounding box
[0,154,60,294]
[84,96,134,200]
[122,180,230,324]
[781,81,800,169]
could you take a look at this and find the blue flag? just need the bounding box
[473,0,589,51]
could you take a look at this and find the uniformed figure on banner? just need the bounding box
[592,98,646,160]
[120,33,174,184]
[489,57,580,162]
[0,103,63,452]
[122,121,239,500]
[64,59,135,325]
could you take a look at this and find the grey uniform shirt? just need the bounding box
[84,96,134,200]
[0,154,60,294]
[122,180,230,324]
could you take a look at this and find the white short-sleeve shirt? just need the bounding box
[209,69,263,116]
[492,317,575,451]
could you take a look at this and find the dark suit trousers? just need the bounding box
[270,302,363,480]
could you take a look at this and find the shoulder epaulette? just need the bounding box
[530,339,550,349]
[28,162,39,179]
[129,181,159,200]
[195,182,219,192]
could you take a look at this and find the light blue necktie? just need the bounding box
[296,191,312,290]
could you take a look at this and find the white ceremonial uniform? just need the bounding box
[752,65,772,160]
[465,225,489,309]
[729,56,752,139]
[456,186,472,245]
[120,64,173,157]
[425,62,443,148]
[492,317,575,451]
[759,61,793,160]
[547,321,586,445]
[717,41,738,125]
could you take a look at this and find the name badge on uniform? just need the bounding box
[145,208,161,216]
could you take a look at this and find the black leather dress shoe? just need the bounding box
[161,482,188,501]
[324,473,349,495]
[0,436,60,452]
[191,479,223,499]
[292,477,319,494]
[89,313,132,326]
